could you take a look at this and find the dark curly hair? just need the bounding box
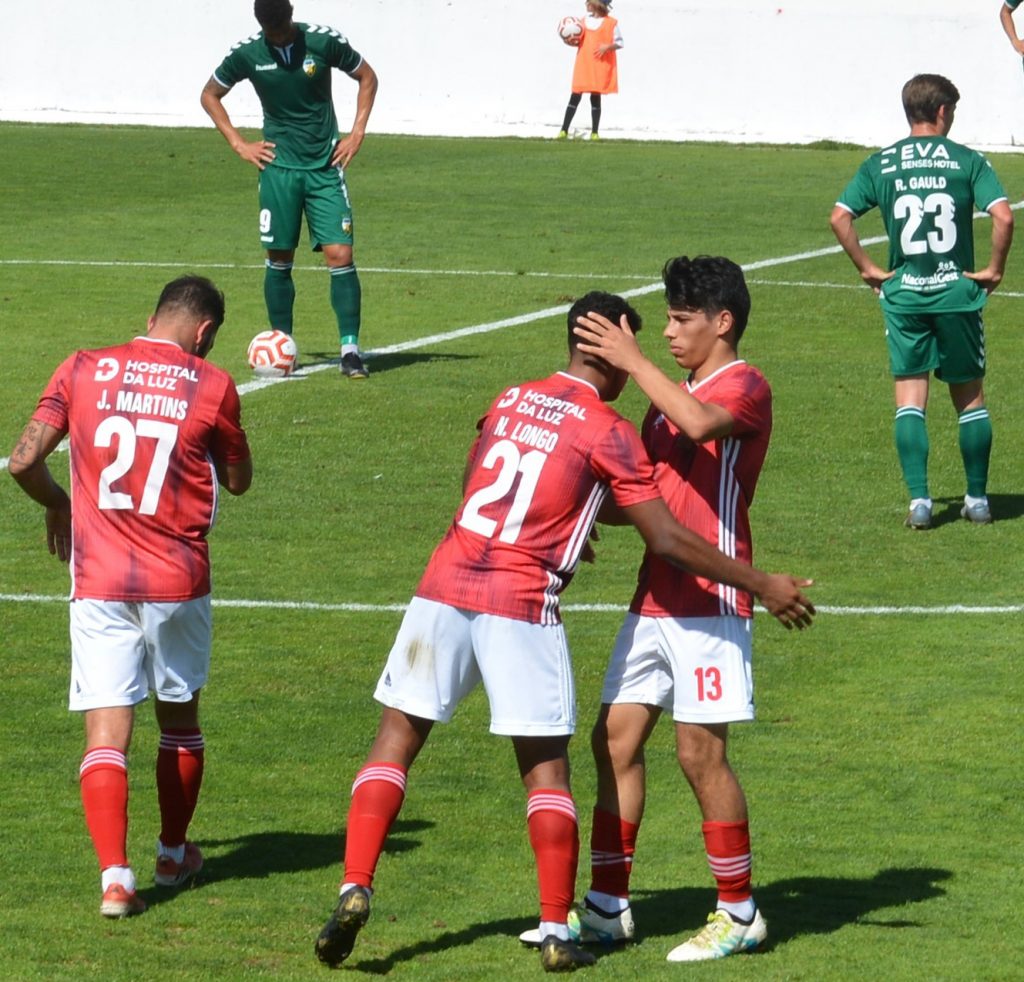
[566,291,642,352]
[662,255,750,341]
[155,275,226,330]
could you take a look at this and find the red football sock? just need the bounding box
[157,729,205,848]
[702,820,752,903]
[343,762,408,888]
[80,747,129,869]
[589,806,639,899]
[527,789,579,923]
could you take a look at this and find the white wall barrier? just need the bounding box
[3,0,1024,148]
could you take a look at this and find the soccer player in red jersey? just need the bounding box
[315,291,813,972]
[547,256,782,961]
[9,276,252,918]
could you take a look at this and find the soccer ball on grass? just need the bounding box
[247,329,298,377]
[558,16,584,46]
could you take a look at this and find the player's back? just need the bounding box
[415,371,658,625]
[853,136,1006,312]
[35,337,240,602]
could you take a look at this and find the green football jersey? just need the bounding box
[837,136,1007,313]
[213,23,363,170]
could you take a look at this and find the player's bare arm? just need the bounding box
[214,456,253,496]
[578,525,600,565]
[331,61,378,169]
[9,418,66,490]
[9,419,73,561]
[580,498,629,564]
[575,312,734,442]
[200,77,277,170]
[578,498,627,564]
[964,200,1014,293]
[1000,3,1024,54]
[830,205,894,295]
[596,495,628,526]
[624,498,815,630]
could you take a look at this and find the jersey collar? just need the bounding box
[556,370,600,397]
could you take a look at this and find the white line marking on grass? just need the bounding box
[0,257,652,281]
[0,243,873,282]
[8,200,1023,464]
[5,198,1022,278]
[747,278,863,291]
[237,242,894,395]
[2,593,1022,616]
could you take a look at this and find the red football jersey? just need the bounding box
[32,337,250,602]
[631,361,772,619]
[415,372,660,625]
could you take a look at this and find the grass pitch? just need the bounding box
[1,124,1022,980]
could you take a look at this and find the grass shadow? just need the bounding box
[138,819,433,910]
[929,493,1024,527]
[346,915,618,975]
[297,349,476,376]
[631,865,952,947]
[332,866,951,972]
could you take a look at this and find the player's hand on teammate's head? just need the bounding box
[574,312,641,371]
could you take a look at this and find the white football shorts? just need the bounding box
[601,613,754,724]
[374,596,576,736]
[68,596,212,711]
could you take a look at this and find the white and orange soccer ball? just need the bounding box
[247,329,298,377]
[558,16,585,46]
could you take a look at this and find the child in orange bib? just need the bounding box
[558,1,623,140]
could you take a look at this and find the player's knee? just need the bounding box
[598,729,644,776]
[324,244,353,267]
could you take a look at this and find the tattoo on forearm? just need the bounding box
[12,420,43,465]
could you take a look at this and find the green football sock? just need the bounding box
[894,406,929,499]
[958,407,991,498]
[264,260,295,333]
[330,264,362,347]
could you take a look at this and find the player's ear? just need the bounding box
[715,309,735,338]
[194,320,217,358]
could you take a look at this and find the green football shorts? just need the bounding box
[883,308,986,383]
[257,164,354,252]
